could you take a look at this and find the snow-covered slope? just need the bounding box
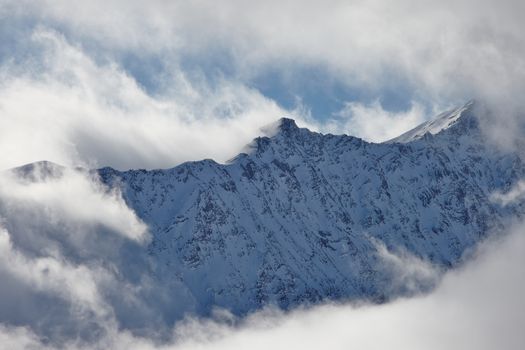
[91,102,524,320]
[387,101,474,143]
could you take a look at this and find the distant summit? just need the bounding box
[260,117,300,137]
[11,160,65,181]
[387,101,476,143]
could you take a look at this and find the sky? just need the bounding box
[1,0,525,170]
[1,1,525,349]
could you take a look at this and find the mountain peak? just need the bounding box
[10,160,65,181]
[261,117,300,138]
[233,117,305,160]
[386,100,476,143]
[278,117,299,131]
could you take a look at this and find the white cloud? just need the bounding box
[165,227,525,350]
[491,180,525,206]
[372,237,441,294]
[6,0,525,100]
[0,162,188,343]
[0,222,523,349]
[1,1,525,165]
[0,227,107,318]
[0,163,148,242]
[130,224,525,350]
[0,325,52,350]
[328,100,425,142]
[0,28,300,171]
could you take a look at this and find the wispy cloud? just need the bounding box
[327,100,425,142]
[0,29,304,170]
[0,163,148,242]
[491,180,525,206]
[0,164,176,342]
[372,237,441,294]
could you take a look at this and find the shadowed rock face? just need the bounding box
[93,102,524,319]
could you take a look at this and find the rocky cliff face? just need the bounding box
[96,102,525,319]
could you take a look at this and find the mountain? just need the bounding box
[93,102,524,319]
[5,102,525,328]
[387,101,474,143]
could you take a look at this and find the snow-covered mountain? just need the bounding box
[387,101,474,143]
[94,102,524,319]
[5,102,525,328]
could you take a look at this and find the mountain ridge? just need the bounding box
[386,100,476,144]
[6,102,525,326]
[14,101,476,173]
[95,103,524,319]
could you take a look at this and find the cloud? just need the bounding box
[0,221,523,349]
[0,162,148,242]
[372,237,441,294]
[167,227,525,350]
[326,100,425,142]
[491,180,525,206]
[5,1,525,102]
[1,0,525,165]
[109,223,525,350]
[0,163,195,343]
[0,28,301,171]
[0,227,107,318]
[0,325,52,350]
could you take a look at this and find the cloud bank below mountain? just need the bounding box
[0,208,523,349]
